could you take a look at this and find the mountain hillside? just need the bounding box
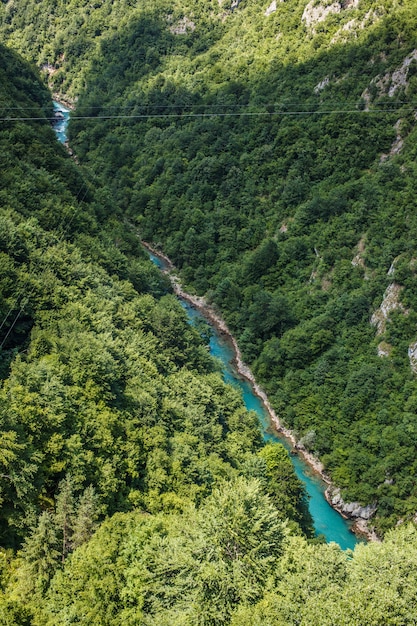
[3,3,417,624]
[0,40,319,624]
[3,0,416,533]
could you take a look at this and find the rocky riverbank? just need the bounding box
[142,241,380,543]
[52,93,76,110]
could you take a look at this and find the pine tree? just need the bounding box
[19,511,60,596]
[71,485,99,550]
[55,476,75,563]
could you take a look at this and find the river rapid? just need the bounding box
[53,100,362,551]
[52,101,71,143]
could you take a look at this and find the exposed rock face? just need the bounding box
[377,341,392,358]
[327,487,377,520]
[169,16,195,34]
[314,76,330,93]
[380,119,404,162]
[389,49,417,96]
[302,1,342,29]
[351,235,367,271]
[331,8,379,44]
[42,63,58,77]
[218,0,242,12]
[265,1,277,16]
[370,262,417,371]
[362,49,417,104]
[370,282,405,335]
[408,342,417,374]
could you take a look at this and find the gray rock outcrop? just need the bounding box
[327,487,377,520]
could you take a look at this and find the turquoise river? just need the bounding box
[150,254,361,551]
[53,101,361,551]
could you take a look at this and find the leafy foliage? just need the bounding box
[0,39,317,623]
[15,513,417,625]
[4,0,417,621]
[4,0,416,530]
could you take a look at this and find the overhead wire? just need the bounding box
[0,97,414,109]
[0,97,414,122]
[0,108,414,122]
[0,182,94,350]
[0,300,29,351]
[0,111,96,350]
[0,97,414,347]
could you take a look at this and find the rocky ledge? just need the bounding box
[326,486,380,541]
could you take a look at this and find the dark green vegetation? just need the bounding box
[16,492,417,626]
[0,41,317,623]
[3,0,417,622]
[3,0,417,533]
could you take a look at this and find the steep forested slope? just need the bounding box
[0,42,319,623]
[3,0,417,532]
[3,4,417,625]
[34,519,417,625]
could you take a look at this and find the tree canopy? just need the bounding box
[3,0,417,621]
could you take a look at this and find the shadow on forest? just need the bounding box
[70,4,403,244]
[65,3,417,525]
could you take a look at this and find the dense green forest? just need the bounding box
[3,0,417,532]
[0,41,316,623]
[3,0,417,622]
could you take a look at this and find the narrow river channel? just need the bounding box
[52,101,71,143]
[53,100,361,551]
[195,307,361,549]
[149,253,361,551]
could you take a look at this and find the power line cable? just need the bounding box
[1,98,414,345]
[0,98,414,110]
[0,169,95,350]
[0,117,97,349]
[0,107,414,123]
[0,299,29,351]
